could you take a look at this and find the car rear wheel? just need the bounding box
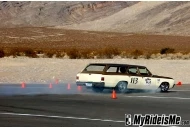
[116,81,128,93]
[159,82,169,92]
[92,86,104,93]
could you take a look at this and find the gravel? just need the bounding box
[0,57,189,84]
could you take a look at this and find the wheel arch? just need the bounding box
[159,81,170,87]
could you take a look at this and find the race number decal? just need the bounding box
[145,78,151,85]
[131,78,138,84]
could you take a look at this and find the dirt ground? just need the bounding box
[0,27,190,53]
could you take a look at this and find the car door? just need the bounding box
[104,65,130,87]
[127,66,143,89]
[138,67,156,89]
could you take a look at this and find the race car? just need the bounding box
[76,63,175,93]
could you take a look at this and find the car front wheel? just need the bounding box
[159,82,169,92]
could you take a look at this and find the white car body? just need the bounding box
[76,63,175,92]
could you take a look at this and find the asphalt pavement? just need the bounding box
[0,83,190,127]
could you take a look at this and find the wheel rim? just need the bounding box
[118,82,127,92]
[160,83,169,92]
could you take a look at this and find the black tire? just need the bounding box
[159,82,169,92]
[116,81,128,93]
[92,86,104,93]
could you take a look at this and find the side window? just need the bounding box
[84,65,105,72]
[106,66,118,73]
[128,67,138,75]
[139,67,149,76]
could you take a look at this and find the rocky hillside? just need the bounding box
[1,1,190,36]
[0,1,137,27]
[62,1,190,36]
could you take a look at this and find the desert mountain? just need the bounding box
[1,1,190,36]
[0,1,136,27]
[62,1,190,36]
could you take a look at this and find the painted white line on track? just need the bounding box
[125,96,190,100]
[170,90,190,92]
[0,112,124,123]
[0,112,180,127]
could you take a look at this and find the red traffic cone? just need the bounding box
[177,81,182,86]
[77,86,82,91]
[67,83,71,90]
[21,82,25,88]
[49,83,52,89]
[111,90,117,99]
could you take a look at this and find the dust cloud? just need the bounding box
[0,83,88,96]
[0,83,162,96]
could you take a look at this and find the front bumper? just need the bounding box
[76,81,105,88]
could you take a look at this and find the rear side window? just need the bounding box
[106,66,128,74]
[106,66,118,72]
[84,65,105,72]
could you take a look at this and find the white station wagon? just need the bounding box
[76,63,175,93]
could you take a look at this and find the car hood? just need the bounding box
[152,75,173,79]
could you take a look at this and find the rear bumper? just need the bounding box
[76,81,105,88]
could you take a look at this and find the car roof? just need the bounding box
[88,63,146,68]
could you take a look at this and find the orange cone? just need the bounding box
[21,82,25,88]
[67,83,71,90]
[77,86,82,92]
[111,90,117,99]
[177,81,182,86]
[49,83,52,89]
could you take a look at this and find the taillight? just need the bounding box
[76,76,79,80]
[101,77,104,81]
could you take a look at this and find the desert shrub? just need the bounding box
[0,49,5,58]
[160,48,175,54]
[182,54,190,60]
[44,52,55,58]
[155,53,162,59]
[99,47,120,58]
[144,52,152,59]
[79,50,94,59]
[36,50,44,54]
[55,51,65,58]
[24,49,38,58]
[120,51,126,58]
[2,48,14,57]
[176,52,183,59]
[131,49,143,59]
[91,51,99,59]
[4,48,37,58]
[66,48,80,59]
[6,48,23,57]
